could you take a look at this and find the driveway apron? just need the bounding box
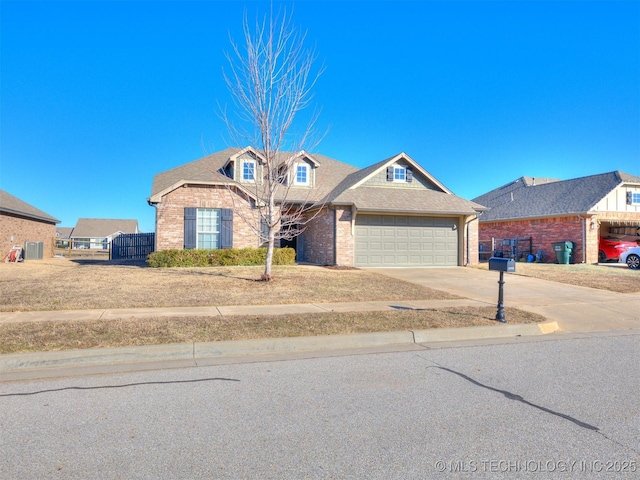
[367,267,640,333]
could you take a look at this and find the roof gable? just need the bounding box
[347,153,452,193]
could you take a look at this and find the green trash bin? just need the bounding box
[552,241,574,264]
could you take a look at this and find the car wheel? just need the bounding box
[598,250,607,263]
[626,254,640,270]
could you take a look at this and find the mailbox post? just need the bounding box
[488,257,516,323]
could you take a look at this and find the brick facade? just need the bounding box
[1,212,57,259]
[301,207,335,265]
[155,184,482,267]
[154,185,261,251]
[479,216,586,263]
[480,211,640,264]
[464,216,480,266]
[300,208,478,267]
[335,207,355,266]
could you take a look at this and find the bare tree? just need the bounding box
[221,7,323,280]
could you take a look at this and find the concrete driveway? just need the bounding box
[368,267,640,333]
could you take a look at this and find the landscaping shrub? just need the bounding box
[147,247,296,268]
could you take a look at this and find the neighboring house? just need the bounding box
[148,147,485,267]
[0,190,60,259]
[472,171,640,264]
[70,218,139,250]
[55,227,74,248]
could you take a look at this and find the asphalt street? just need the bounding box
[1,330,638,479]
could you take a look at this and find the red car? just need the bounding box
[598,238,637,263]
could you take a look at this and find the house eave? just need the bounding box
[148,179,259,204]
[334,205,482,216]
[479,211,599,223]
[0,208,60,224]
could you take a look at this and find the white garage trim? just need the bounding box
[355,214,459,267]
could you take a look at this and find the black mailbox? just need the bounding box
[489,257,516,273]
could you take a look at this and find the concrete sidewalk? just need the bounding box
[0,298,491,324]
[1,267,638,380]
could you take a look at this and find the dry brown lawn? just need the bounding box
[0,258,458,312]
[0,307,545,354]
[0,258,549,354]
[474,261,640,293]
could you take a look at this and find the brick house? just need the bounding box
[472,171,640,264]
[0,190,60,259]
[148,147,486,267]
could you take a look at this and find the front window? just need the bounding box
[393,166,406,182]
[197,209,220,249]
[243,160,256,181]
[632,192,640,205]
[295,164,308,185]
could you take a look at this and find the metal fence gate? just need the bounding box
[110,233,155,260]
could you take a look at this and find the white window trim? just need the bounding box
[196,208,221,249]
[632,192,640,205]
[293,163,310,186]
[393,165,407,183]
[242,160,256,182]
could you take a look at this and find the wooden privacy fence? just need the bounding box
[110,233,155,260]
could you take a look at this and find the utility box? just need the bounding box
[489,257,516,273]
[24,242,44,260]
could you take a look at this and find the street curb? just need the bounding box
[412,321,559,343]
[0,322,559,375]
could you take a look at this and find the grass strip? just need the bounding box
[1,307,545,354]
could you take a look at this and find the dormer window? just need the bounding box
[294,164,309,185]
[393,166,406,182]
[242,160,256,182]
[386,164,413,183]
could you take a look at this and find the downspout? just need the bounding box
[465,211,483,267]
[577,214,587,264]
[333,207,337,266]
[465,219,470,267]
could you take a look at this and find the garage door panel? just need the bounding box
[355,215,458,267]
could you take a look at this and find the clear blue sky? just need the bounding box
[2,0,638,233]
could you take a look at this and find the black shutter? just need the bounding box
[184,207,196,249]
[386,166,394,181]
[220,209,233,249]
[627,191,633,205]
[406,168,413,183]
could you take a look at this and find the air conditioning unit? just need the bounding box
[24,242,44,260]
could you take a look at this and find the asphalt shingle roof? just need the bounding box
[0,190,60,224]
[71,219,139,238]
[332,187,485,215]
[473,171,640,222]
[150,148,484,215]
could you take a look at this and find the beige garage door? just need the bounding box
[355,215,459,267]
